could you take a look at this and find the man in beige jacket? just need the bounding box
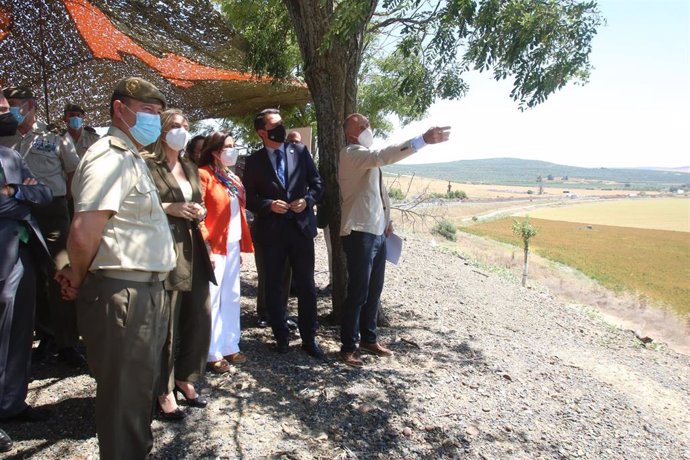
[338,113,450,367]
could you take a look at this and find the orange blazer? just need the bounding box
[198,165,254,255]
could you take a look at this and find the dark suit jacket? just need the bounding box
[242,143,324,245]
[145,155,216,290]
[0,146,52,282]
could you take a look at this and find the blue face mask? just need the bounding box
[122,104,161,146]
[68,116,83,130]
[9,106,25,125]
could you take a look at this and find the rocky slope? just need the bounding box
[6,232,690,459]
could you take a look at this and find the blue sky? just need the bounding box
[387,0,690,169]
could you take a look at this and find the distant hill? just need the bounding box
[384,158,689,190]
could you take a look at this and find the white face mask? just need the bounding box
[220,147,238,167]
[165,127,189,152]
[357,128,374,148]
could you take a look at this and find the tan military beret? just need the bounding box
[3,86,35,99]
[112,77,166,108]
[64,103,85,114]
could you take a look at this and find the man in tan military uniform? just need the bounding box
[62,103,100,158]
[0,87,83,365]
[56,77,176,459]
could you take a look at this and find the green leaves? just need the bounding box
[512,216,539,245]
[215,0,302,79]
[465,0,603,109]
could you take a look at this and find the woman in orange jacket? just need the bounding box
[198,131,254,374]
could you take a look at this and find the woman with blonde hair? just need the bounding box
[198,131,253,373]
[145,109,215,420]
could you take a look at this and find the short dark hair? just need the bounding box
[188,134,205,149]
[198,131,232,167]
[254,108,280,131]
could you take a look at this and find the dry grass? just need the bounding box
[512,197,690,232]
[462,218,690,316]
[383,173,661,200]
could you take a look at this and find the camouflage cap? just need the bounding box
[112,77,166,108]
[64,103,85,114]
[3,86,35,99]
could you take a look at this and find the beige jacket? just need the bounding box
[338,141,416,236]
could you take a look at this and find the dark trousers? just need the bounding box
[0,244,36,418]
[261,223,317,344]
[340,231,387,353]
[77,273,169,460]
[160,243,212,395]
[33,196,79,348]
[251,225,291,320]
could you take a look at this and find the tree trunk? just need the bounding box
[283,0,376,322]
[522,244,529,287]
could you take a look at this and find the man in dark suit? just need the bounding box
[0,97,53,448]
[242,108,325,358]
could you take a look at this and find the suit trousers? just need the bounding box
[250,218,290,319]
[160,242,212,395]
[252,240,291,320]
[0,244,36,418]
[340,231,387,353]
[262,222,317,344]
[33,196,79,348]
[77,272,169,460]
[207,241,242,361]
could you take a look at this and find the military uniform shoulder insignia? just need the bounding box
[109,137,129,152]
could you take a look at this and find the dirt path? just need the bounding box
[4,232,689,459]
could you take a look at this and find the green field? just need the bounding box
[514,198,690,232]
[463,218,690,316]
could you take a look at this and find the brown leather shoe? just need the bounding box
[207,359,231,374]
[224,352,247,364]
[340,352,363,367]
[360,342,394,357]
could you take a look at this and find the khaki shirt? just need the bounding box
[64,128,101,158]
[71,126,176,273]
[0,121,79,196]
[338,141,416,236]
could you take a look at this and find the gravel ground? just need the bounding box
[4,231,689,459]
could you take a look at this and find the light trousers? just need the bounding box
[207,240,241,361]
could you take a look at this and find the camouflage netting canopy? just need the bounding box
[0,0,310,124]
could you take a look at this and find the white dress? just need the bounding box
[207,195,242,361]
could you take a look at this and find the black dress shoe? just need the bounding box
[0,428,12,453]
[2,406,51,423]
[286,318,298,331]
[174,385,208,409]
[276,341,290,354]
[302,341,326,360]
[257,317,269,328]
[157,404,186,422]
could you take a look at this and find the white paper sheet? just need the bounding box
[386,233,403,265]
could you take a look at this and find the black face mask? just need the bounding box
[267,123,286,143]
[0,112,19,137]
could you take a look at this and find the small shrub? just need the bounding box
[388,187,405,200]
[432,219,457,241]
[448,190,467,199]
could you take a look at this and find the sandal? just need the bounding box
[224,352,247,364]
[207,359,231,374]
